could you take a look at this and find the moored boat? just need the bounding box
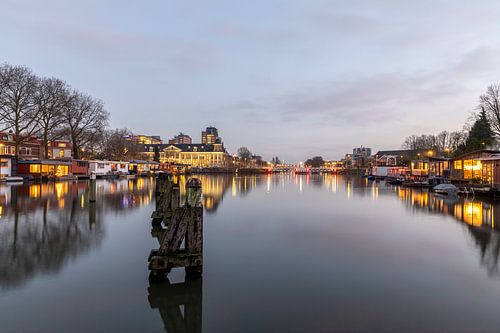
[433,183,458,196]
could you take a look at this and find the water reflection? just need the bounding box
[174,175,266,213]
[148,277,202,333]
[393,187,500,277]
[0,179,155,290]
[285,174,500,278]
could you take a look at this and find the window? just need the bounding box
[55,165,68,177]
[30,164,41,173]
[463,160,481,179]
[58,143,66,148]
[454,160,462,170]
[59,150,64,158]
[97,163,105,168]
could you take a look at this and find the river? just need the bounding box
[0,174,500,332]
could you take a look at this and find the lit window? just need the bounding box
[30,164,41,173]
[59,150,64,158]
[454,160,462,170]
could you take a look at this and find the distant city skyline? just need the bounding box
[2,0,500,162]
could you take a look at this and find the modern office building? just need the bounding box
[168,133,192,144]
[201,126,221,144]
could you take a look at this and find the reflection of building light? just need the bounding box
[266,175,271,193]
[332,175,337,193]
[58,198,65,209]
[55,182,67,199]
[81,194,85,208]
[0,205,3,218]
[347,182,351,200]
[463,202,483,226]
[232,177,237,197]
[29,184,41,198]
[299,177,303,192]
[137,178,144,190]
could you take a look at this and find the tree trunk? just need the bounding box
[43,130,49,159]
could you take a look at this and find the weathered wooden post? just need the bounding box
[151,173,177,225]
[89,174,96,203]
[184,178,203,276]
[148,177,203,279]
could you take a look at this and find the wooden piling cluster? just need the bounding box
[149,173,203,279]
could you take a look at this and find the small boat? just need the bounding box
[403,181,432,188]
[434,184,458,196]
[5,176,24,183]
[119,173,136,179]
[386,177,404,185]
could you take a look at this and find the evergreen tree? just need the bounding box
[463,107,494,152]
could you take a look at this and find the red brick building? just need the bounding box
[0,131,72,160]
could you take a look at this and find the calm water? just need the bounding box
[1,175,500,332]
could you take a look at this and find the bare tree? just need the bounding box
[63,92,109,159]
[102,128,143,161]
[479,84,500,138]
[35,77,70,158]
[0,64,40,157]
[435,131,449,152]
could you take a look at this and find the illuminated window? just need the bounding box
[58,143,66,148]
[59,150,64,157]
[463,160,481,179]
[55,165,68,177]
[30,164,41,173]
[454,160,462,170]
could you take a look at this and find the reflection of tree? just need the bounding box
[0,193,103,290]
[467,227,500,277]
[0,179,155,291]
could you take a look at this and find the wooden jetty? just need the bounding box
[149,173,203,279]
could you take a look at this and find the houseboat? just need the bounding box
[0,155,13,180]
[407,157,450,187]
[89,160,114,178]
[71,159,89,179]
[88,160,132,178]
[129,160,159,176]
[294,166,310,174]
[17,160,72,180]
[450,150,497,185]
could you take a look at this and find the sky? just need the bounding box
[2,0,500,162]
